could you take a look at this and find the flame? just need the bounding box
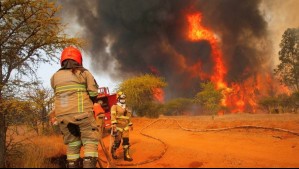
[187,12,231,109]
[189,62,210,79]
[187,13,227,90]
[149,66,165,103]
[186,12,290,113]
[149,65,160,75]
[153,88,165,103]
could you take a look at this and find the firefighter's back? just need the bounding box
[51,69,95,116]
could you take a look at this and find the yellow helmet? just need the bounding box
[117,91,126,99]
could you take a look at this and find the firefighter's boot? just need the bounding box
[111,147,118,159]
[67,159,80,168]
[111,141,120,159]
[83,157,98,168]
[123,146,133,162]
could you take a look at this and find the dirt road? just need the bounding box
[100,114,299,168]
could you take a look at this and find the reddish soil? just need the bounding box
[100,114,299,168]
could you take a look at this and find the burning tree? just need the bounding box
[275,28,299,92]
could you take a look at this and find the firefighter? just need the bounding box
[51,46,100,168]
[110,92,133,161]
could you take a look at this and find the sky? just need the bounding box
[260,0,299,64]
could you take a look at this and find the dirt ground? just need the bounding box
[99,113,299,168]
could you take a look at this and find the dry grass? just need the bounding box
[6,133,66,168]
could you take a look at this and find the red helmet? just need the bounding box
[60,46,82,66]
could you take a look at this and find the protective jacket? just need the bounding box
[51,69,98,116]
[111,103,133,132]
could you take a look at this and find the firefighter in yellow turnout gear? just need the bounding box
[51,47,100,168]
[111,92,133,161]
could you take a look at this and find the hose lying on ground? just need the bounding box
[116,119,168,167]
[97,119,168,167]
[100,117,299,168]
[173,119,299,137]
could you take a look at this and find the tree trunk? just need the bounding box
[0,48,5,165]
[0,33,6,167]
[0,89,6,168]
[41,106,46,134]
[0,113,5,168]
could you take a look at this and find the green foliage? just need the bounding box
[163,98,193,116]
[290,92,299,113]
[118,74,167,117]
[291,92,299,102]
[138,102,164,118]
[194,82,223,115]
[259,93,299,114]
[259,96,279,113]
[275,28,299,92]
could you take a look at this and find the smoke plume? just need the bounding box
[58,0,279,99]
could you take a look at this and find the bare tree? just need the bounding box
[25,86,54,135]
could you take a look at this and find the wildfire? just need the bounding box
[187,12,234,109]
[188,13,215,41]
[187,13,227,90]
[186,12,290,113]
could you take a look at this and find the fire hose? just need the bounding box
[108,125,116,163]
[172,118,299,136]
[97,116,117,168]
[112,119,168,167]
[93,103,116,168]
[97,117,299,168]
[94,119,168,167]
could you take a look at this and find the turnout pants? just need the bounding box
[57,112,100,160]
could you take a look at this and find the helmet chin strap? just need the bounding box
[117,102,126,109]
[117,100,126,108]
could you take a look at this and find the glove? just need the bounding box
[111,124,117,130]
[111,124,118,134]
[93,103,104,118]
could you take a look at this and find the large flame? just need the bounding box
[187,13,227,90]
[186,12,290,113]
[187,12,232,109]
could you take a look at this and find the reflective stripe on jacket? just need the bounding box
[51,69,98,116]
[111,104,133,130]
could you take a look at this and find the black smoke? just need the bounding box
[58,0,271,99]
